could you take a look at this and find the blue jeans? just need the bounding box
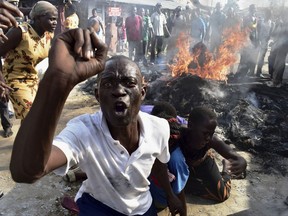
[76,193,157,216]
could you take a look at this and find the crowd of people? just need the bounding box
[0,0,286,215]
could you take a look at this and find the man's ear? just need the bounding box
[141,84,147,101]
[94,87,100,102]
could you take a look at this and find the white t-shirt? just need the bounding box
[151,12,167,36]
[53,111,170,215]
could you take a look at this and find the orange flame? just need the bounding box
[169,25,248,81]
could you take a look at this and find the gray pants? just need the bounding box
[128,40,141,62]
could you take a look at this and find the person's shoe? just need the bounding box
[60,196,79,214]
[8,111,14,119]
[259,73,267,78]
[284,196,288,206]
[4,128,13,138]
[266,81,282,88]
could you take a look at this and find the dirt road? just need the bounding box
[0,86,287,216]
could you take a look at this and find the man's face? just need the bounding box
[132,7,137,15]
[145,9,150,16]
[95,58,146,127]
[156,5,162,13]
[140,8,145,17]
[249,5,256,15]
[216,3,222,11]
[185,118,217,151]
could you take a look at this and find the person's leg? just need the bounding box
[185,155,231,202]
[77,193,127,216]
[272,42,288,85]
[134,40,142,62]
[256,47,268,76]
[236,50,249,78]
[143,40,148,65]
[268,45,278,78]
[156,36,164,59]
[128,41,134,60]
[150,36,156,63]
[247,46,258,76]
[0,101,13,137]
[77,193,157,216]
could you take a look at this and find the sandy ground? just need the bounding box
[0,84,287,216]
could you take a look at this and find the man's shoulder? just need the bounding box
[139,111,169,129]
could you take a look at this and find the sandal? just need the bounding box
[61,196,79,214]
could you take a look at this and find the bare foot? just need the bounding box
[222,159,230,174]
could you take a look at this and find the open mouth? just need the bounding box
[114,102,128,116]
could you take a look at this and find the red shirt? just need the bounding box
[125,15,142,41]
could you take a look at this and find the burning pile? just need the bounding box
[169,25,247,81]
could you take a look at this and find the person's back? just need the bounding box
[64,0,79,30]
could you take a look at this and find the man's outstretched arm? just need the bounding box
[152,159,187,216]
[10,29,107,183]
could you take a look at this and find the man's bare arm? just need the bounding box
[10,28,108,183]
[211,135,247,177]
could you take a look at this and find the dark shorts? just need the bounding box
[185,155,231,202]
[76,193,157,216]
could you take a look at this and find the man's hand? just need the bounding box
[167,193,186,216]
[47,28,108,87]
[0,0,23,29]
[226,156,247,179]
